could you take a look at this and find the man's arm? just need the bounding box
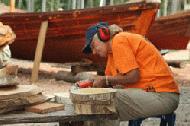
[106,68,140,86]
[93,68,140,88]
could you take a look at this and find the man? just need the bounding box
[82,22,179,123]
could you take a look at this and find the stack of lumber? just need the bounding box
[0,84,48,114]
[70,88,117,114]
[25,102,64,114]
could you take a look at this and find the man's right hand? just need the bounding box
[93,76,107,88]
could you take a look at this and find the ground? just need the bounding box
[2,59,190,126]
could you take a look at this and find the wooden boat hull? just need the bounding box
[146,10,190,50]
[0,2,159,63]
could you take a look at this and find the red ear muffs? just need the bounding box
[97,26,110,42]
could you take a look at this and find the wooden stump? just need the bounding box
[70,88,117,114]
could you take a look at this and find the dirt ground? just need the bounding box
[2,59,190,126]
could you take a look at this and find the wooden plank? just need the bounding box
[0,85,47,114]
[0,85,41,100]
[163,50,190,63]
[0,104,118,124]
[31,21,48,83]
[0,94,48,114]
[25,102,64,114]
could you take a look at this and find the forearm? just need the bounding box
[105,75,135,86]
[105,69,140,86]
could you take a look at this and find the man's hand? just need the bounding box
[92,76,106,88]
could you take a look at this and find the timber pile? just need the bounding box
[70,88,117,114]
[0,84,48,114]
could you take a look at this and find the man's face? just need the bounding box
[91,40,108,57]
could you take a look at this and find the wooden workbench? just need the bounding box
[0,104,118,126]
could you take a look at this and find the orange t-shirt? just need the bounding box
[105,32,179,93]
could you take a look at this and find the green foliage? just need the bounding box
[0,0,9,5]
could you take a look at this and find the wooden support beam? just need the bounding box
[31,21,48,83]
[10,0,15,12]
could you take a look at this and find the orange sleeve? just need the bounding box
[112,35,139,74]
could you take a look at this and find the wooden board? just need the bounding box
[0,75,18,88]
[0,104,118,124]
[70,88,117,114]
[31,21,48,83]
[0,94,48,114]
[0,85,48,114]
[0,85,41,100]
[163,50,190,63]
[25,102,64,114]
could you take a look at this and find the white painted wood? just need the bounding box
[81,0,85,9]
[110,0,114,5]
[184,0,190,10]
[27,0,34,12]
[68,0,72,9]
[76,0,81,9]
[127,0,161,3]
[50,0,54,11]
[88,0,94,8]
[171,0,180,14]
[18,0,22,8]
[42,0,46,12]
[145,0,161,3]
[163,50,190,63]
[72,0,77,9]
[100,0,106,7]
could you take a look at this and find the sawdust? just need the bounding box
[16,73,72,96]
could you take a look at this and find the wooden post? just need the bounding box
[171,0,180,14]
[88,0,94,8]
[72,0,77,9]
[81,0,85,9]
[27,0,35,12]
[10,0,15,12]
[31,21,48,83]
[42,0,46,12]
[110,0,114,5]
[100,0,106,6]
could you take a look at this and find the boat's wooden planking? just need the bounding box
[147,10,190,49]
[0,2,159,63]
